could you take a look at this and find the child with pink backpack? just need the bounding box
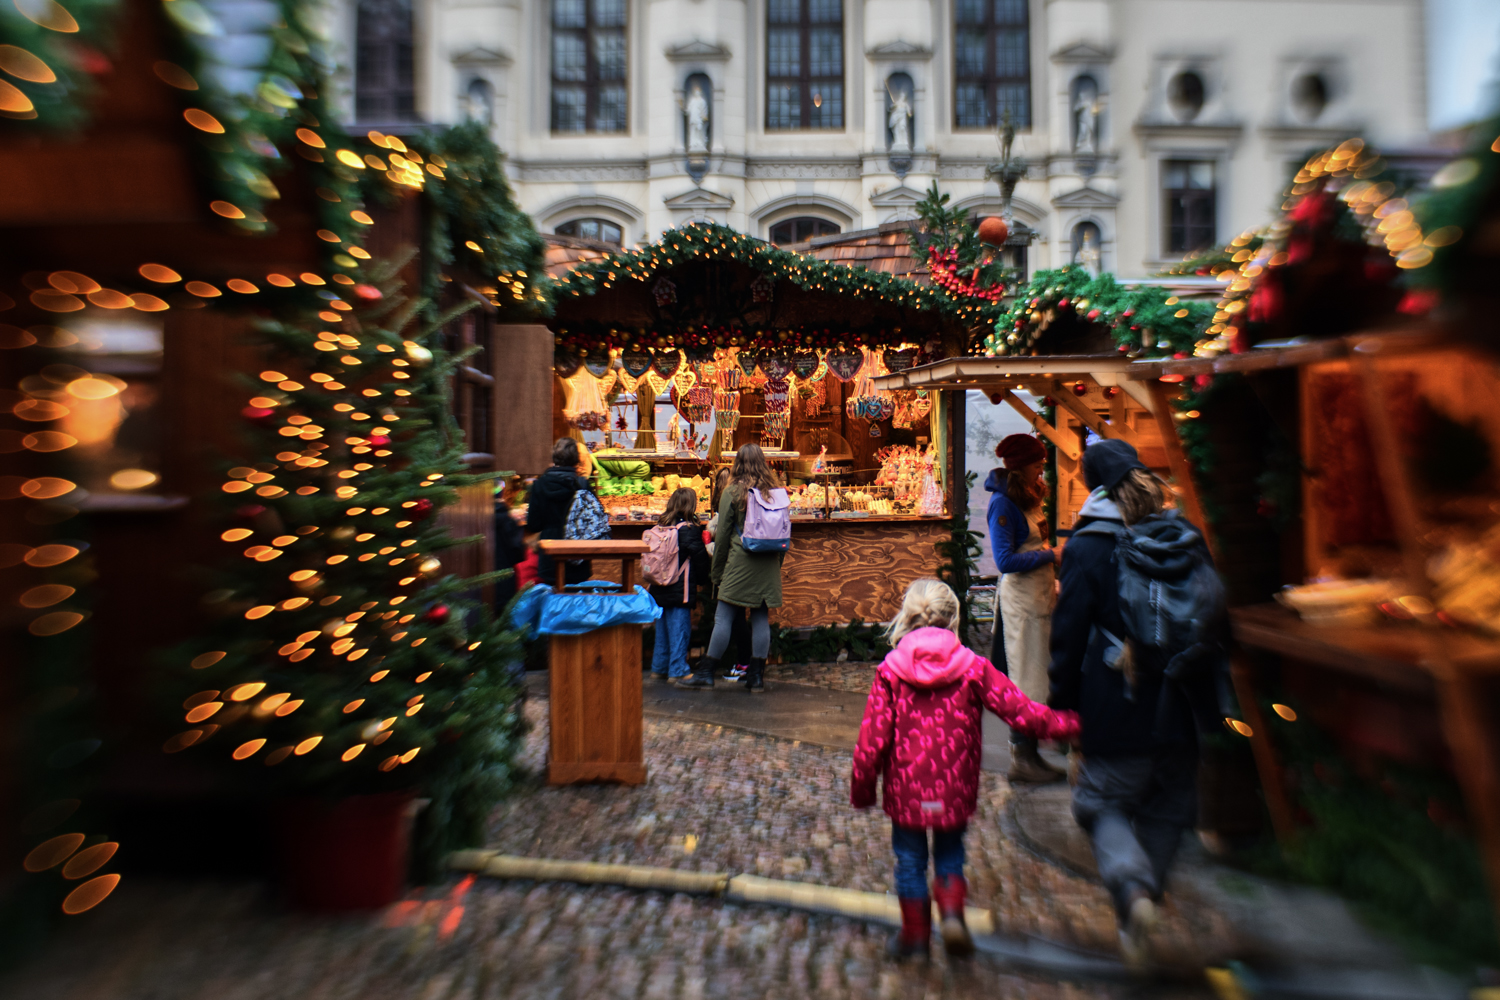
[642,488,709,684]
[680,444,791,692]
[852,579,1080,960]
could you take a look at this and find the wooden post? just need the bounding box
[1230,651,1298,848]
[1001,391,1081,460]
[1144,380,1215,555]
[492,324,556,476]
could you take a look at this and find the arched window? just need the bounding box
[556,218,624,245]
[355,0,415,122]
[768,217,840,245]
[551,0,628,133]
[954,0,1029,128]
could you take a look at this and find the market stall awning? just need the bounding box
[871,354,1158,409]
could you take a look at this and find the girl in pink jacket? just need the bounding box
[852,579,1080,960]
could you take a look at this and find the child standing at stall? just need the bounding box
[644,488,709,683]
[851,579,1080,960]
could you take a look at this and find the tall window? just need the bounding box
[1163,160,1216,253]
[766,0,843,130]
[551,0,627,134]
[954,0,1030,129]
[769,217,839,245]
[556,218,624,245]
[355,0,415,122]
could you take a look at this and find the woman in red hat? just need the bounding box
[984,433,1064,783]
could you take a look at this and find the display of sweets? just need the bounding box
[873,444,936,498]
[791,484,831,511]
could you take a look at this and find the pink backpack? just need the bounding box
[741,488,792,554]
[642,523,690,600]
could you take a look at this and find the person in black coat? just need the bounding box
[648,488,709,683]
[1047,439,1201,970]
[526,438,593,587]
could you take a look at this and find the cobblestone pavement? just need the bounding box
[2,696,1225,1000]
[766,660,878,693]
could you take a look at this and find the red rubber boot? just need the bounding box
[886,897,932,961]
[933,874,974,956]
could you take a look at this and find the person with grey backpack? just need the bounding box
[679,443,791,692]
[1047,439,1231,971]
[526,438,602,587]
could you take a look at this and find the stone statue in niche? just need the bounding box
[685,81,710,154]
[1073,77,1098,155]
[887,83,912,153]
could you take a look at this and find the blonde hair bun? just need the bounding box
[887,579,961,645]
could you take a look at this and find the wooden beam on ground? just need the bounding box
[1144,380,1216,556]
[1051,387,1140,447]
[1001,391,1080,460]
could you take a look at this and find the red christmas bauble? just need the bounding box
[411,498,434,519]
[423,604,450,624]
[353,284,383,301]
[367,433,391,447]
[1103,386,1121,399]
[977,217,1009,246]
[241,405,276,425]
[1072,381,1088,397]
[988,391,1004,405]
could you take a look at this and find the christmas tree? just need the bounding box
[171,257,524,871]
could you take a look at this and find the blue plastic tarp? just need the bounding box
[538,584,661,636]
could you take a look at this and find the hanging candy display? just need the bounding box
[762,377,791,449]
[714,354,742,453]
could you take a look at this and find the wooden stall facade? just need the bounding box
[1146,328,1500,940]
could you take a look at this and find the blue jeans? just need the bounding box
[651,605,692,678]
[891,823,966,899]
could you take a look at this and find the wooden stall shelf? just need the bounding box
[536,539,652,786]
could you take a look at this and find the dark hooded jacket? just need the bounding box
[527,465,591,584]
[1047,489,1200,756]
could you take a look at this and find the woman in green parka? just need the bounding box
[678,443,786,692]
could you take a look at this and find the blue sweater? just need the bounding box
[984,468,1053,575]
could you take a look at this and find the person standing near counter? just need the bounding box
[526,438,593,587]
[679,444,788,693]
[984,433,1065,784]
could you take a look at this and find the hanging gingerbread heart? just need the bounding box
[554,352,581,378]
[759,352,791,380]
[643,370,669,399]
[791,351,819,380]
[673,366,696,396]
[651,348,682,378]
[883,348,919,373]
[621,349,652,379]
[736,350,759,378]
[583,351,610,379]
[826,349,863,382]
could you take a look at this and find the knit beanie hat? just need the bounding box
[1082,439,1148,491]
[995,433,1046,469]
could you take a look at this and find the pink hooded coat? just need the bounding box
[850,627,1081,830]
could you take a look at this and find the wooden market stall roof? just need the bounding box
[785,222,931,280]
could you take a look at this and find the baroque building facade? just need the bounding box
[326,0,1429,278]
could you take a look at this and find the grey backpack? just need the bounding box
[1074,509,1235,727]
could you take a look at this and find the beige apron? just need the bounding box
[999,515,1055,704]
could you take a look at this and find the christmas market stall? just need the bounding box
[538,219,1004,628]
[1141,134,1500,967]
[2,0,544,921]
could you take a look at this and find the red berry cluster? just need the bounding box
[926,247,1005,302]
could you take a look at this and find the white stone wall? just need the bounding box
[327,0,1428,279]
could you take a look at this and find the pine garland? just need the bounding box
[0,0,123,127]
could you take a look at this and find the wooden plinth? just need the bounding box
[547,623,647,785]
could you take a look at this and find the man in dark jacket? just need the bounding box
[526,438,593,587]
[1047,439,1201,971]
